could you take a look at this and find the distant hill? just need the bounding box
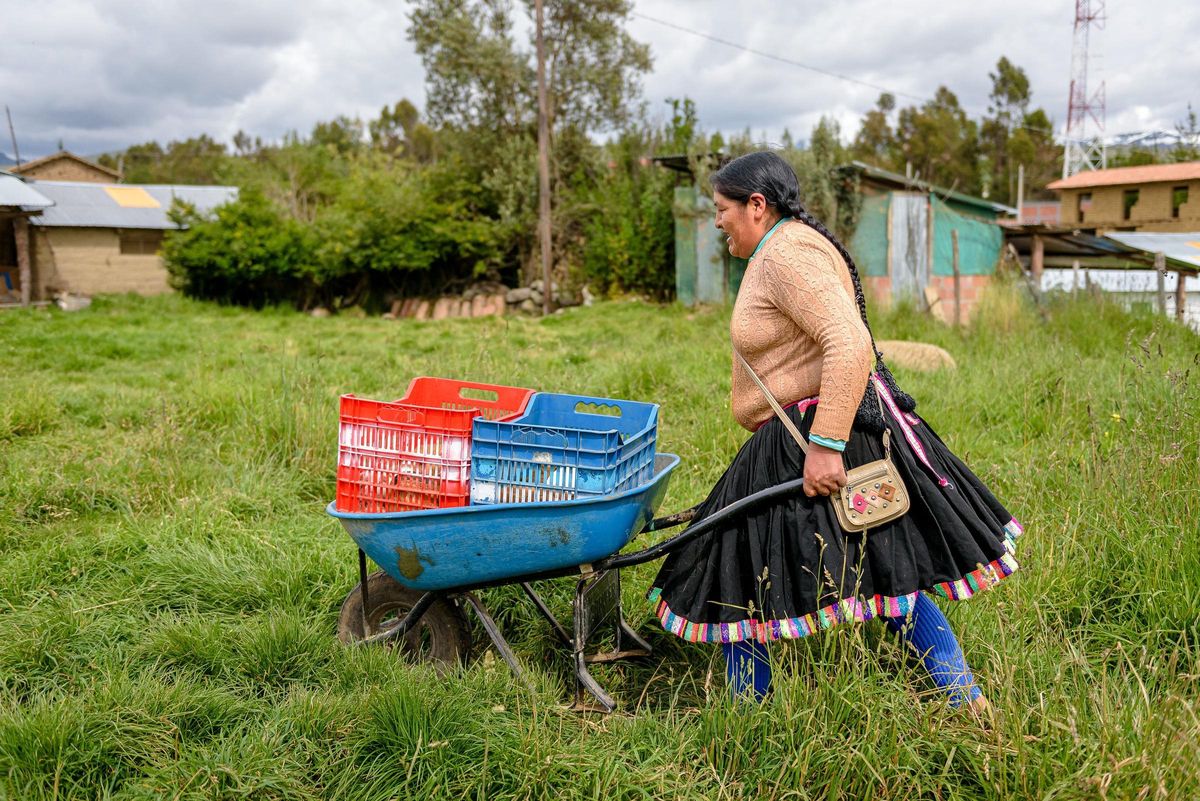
[0,152,15,166]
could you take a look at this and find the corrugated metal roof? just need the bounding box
[848,161,1016,216]
[1004,224,1200,274]
[0,172,55,209]
[1106,232,1200,268]
[28,180,237,229]
[1047,162,1200,191]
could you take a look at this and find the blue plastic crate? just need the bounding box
[470,392,658,504]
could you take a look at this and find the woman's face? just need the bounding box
[713,190,772,259]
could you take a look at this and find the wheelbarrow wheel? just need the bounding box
[338,570,470,671]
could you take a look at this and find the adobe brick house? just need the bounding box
[22,180,236,299]
[1047,162,1200,232]
[9,150,120,184]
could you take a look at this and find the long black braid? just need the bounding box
[712,151,916,431]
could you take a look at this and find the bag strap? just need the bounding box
[734,348,892,458]
[734,349,809,455]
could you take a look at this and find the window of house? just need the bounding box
[1122,189,1139,221]
[1172,186,1189,218]
[118,229,164,255]
[1077,192,1092,219]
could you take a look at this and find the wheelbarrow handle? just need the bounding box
[643,505,700,533]
[596,477,807,571]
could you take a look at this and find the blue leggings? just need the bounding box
[722,593,982,705]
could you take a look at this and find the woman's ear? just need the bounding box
[748,192,768,219]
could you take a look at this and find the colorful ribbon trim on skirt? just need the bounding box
[648,517,1024,645]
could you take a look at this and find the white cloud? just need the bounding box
[1,0,1195,159]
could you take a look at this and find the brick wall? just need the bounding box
[17,159,117,184]
[928,274,991,324]
[33,227,172,297]
[862,276,892,310]
[864,266,991,324]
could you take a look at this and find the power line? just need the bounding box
[630,11,925,103]
[630,10,1091,143]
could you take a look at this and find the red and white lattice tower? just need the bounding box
[1063,0,1107,177]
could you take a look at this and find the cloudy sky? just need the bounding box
[2,0,1196,160]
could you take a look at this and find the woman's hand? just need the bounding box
[803,443,847,497]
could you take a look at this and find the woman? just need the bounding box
[648,151,1021,714]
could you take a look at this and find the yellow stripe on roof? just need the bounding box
[103,186,160,208]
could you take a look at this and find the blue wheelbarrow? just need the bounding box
[328,454,807,711]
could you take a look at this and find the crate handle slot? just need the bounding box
[458,387,500,403]
[510,427,568,447]
[378,407,425,426]
[573,401,622,418]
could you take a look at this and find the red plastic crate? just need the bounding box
[336,378,534,513]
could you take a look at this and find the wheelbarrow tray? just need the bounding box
[328,453,680,591]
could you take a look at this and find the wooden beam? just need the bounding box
[1176,272,1188,323]
[1041,255,1197,273]
[14,216,30,306]
[951,229,961,326]
[1031,234,1044,283]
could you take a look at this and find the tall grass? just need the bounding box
[0,287,1197,799]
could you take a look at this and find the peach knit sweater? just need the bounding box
[730,220,873,440]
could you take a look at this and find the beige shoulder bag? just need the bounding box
[735,350,909,533]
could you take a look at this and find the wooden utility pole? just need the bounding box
[5,106,19,166]
[951,229,961,326]
[1016,164,1025,222]
[535,0,552,316]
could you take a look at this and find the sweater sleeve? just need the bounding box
[760,240,873,442]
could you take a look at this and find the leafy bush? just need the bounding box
[163,189,315,308]
[579,157,674,298]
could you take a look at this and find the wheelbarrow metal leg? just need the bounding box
[580,568,652,664]
[462,592,530,688]
[569,569,650,712]
[358,548,370,635]
[520,582,573,648]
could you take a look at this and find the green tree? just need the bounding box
[779,118,860,242]
[310,115,365,156]
[116,135,229,184]
[408,0,652,281]
[894,87,980,194]
[850,93,896,167]
[980,57,1032,202]
[369,99,439,162]
[1007,108,1061,199]
[665,97,697,153]
[408,0,532,133]
[530,0,651,135]
[1173,103,1200,162]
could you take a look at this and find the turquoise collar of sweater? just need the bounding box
[749,216,792,261]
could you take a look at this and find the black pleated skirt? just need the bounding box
[648,383,1022,644]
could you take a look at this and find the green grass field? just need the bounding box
[1,286,1198,800]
